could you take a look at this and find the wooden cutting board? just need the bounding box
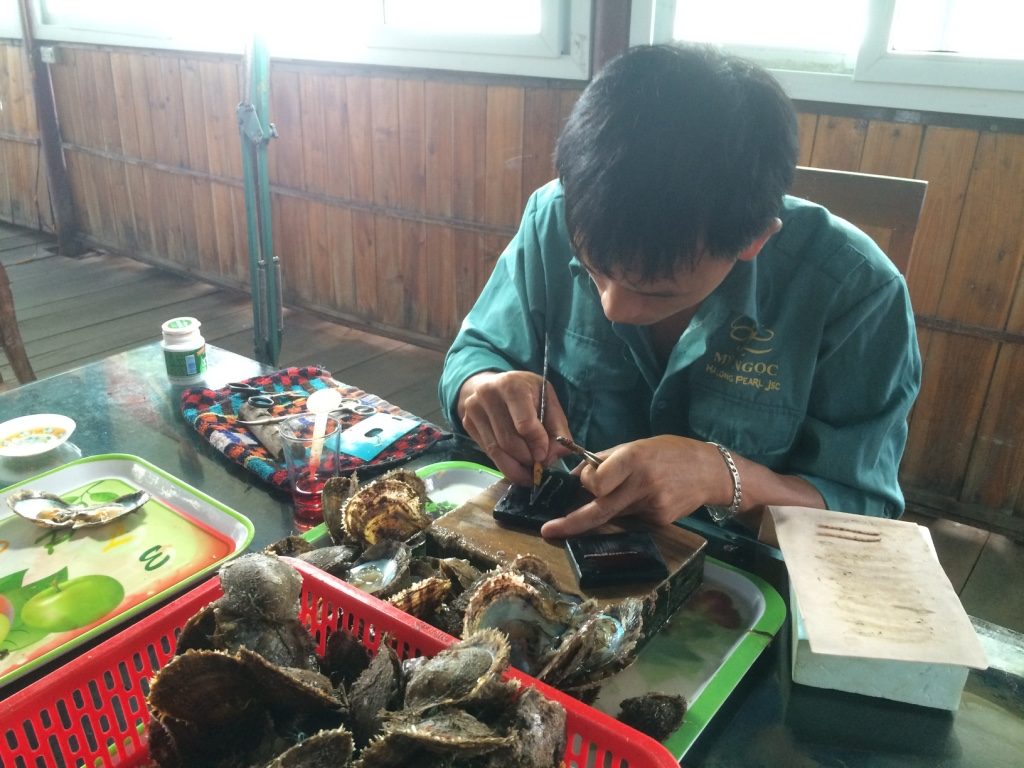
[427,479,707,641]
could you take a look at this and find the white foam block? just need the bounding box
[790,585,971,710]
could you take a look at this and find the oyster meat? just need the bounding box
[6,487,149,529]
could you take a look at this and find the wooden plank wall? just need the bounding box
[0,41,1022,537]
[0,43,53,231]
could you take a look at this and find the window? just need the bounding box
[631,0,1024,119]
[0,0,20,38]
[25,0,591,79]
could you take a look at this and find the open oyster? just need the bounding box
[345,540,413,598]
[460,558,643,698]
[7,488,149,529]
[339,470,431,548]
[461,570,578,677]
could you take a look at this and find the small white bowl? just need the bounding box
[0,414,77,458]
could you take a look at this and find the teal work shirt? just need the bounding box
[439,180,922,518]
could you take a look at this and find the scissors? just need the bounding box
[235,397,377,426]
[335,398,376,417]
[225,382,307,409]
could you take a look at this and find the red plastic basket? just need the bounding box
[1,557,678,768]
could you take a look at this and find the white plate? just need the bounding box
[415,461,503,517]
[0,414,77,458]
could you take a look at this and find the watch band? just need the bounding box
[706,441,742,524]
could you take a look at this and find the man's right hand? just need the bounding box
[457,371,571,486]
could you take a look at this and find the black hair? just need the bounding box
[555,44,798,281]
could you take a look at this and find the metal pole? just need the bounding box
[17,0,82,255]
[237,33,281,365]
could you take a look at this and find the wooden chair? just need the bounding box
[0,261,36,385]
[790,166,927,275]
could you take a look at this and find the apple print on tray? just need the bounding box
[20,573,124,632]
[0,568,125,653]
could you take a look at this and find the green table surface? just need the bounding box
[1,342,1021,767]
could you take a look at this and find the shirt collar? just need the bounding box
[709,256,760,328]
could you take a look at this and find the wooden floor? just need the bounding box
[2,222,1022,634]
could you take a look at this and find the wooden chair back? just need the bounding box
[0,261,36,385]
[790,166,927,275]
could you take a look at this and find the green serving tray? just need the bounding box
[0,453,253,689]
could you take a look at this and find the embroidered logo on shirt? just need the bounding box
[704,319,782,393]
[729,319,775,354]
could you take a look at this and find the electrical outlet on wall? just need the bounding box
[39,46,59,64]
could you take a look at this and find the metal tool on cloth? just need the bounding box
[336,398,376,417]
[235,397,377,426]
[531,334,550,504]
[225,382,306,409]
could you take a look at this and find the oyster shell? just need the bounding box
[147,707,279,768]
[209,553,319,669]
[410,556,482,596]
[348,640,404,747]
[461,571,577,676]
[218,552,302,622]
[346,540,412,598]
[538,597,645,692]
[387,575,451,619]
[403,629,510,711]
[322,474,359,544]
[475,686,567,768]
[321,628,373,689]
[264,534,316,558]
[149,648,343,724]
[357,708,514,767]
[340,470,431,548]
[617,692,688,742]
[6,488,149,529]
[147,648,345,767]
[264,726,355,768]
[297,544,362,578]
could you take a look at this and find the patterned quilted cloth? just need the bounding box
[181,367,448,490]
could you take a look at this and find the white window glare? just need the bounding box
[633,0,1024,119]
[889,0,1024,60]
[25,0,589,80]
[0,0,20,38]
[383,0,542,35]
[673,0,866,61]
[39,0,247,50]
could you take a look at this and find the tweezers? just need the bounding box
[555,435,604,468]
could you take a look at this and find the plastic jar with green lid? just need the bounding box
[161,317,207,384]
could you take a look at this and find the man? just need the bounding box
[438,44,921,539]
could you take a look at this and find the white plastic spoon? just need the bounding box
[305,388,343,471]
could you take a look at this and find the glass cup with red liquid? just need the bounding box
[278,413,343,530]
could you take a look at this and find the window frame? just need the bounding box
[18,0,592,80]
[630,0,1024,120]
[854,0,1024,91]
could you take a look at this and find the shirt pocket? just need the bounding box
[688,386,801,465]
[557,329,645,448]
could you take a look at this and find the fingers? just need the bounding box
[540,486,630,538]
[540,459,636,538]
[541,390,571,465]
[459,370,557,483]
